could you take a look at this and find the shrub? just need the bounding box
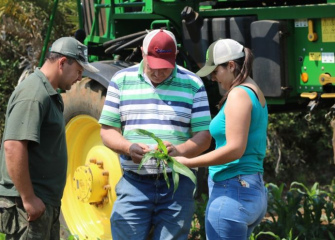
[256,181,335,240]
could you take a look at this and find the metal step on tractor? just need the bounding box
[36,0,335,239]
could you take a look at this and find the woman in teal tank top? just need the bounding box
[175,39,268,240]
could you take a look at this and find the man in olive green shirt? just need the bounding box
[0,37,98,239]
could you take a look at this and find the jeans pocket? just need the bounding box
[0,198,19,235]
[238,187,262,217]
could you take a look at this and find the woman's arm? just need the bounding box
[176,87,252,168]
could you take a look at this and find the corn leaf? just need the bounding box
[133,129,167,154]
[138,151,156,172]
[167,156,196,185]
[153,151,166,160]
[161,160,170,189]
[172,168,180,194]
[167,156,197,196]
[132,129,197,196]
[166,160,180,194]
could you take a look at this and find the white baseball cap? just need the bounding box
[196,39,245,77]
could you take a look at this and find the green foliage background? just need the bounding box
[0,0,78,141]
[265,110,335,186]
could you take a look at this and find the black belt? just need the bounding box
[124,170,173,180]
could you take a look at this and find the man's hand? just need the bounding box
[129,143,151,163]
[162,141,180,157]
[22,195,46,221]
[4,140,46,221]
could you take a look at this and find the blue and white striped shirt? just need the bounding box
[99,61,211,174]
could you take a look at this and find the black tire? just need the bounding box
[62,78,106,123]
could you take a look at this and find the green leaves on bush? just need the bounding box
[258,181,335,239]
[132,129,197,195]
[250,229,298,240]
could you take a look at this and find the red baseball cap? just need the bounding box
[142,29,177,69]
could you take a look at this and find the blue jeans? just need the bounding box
[111,171,195,240]
[206,173,267,240]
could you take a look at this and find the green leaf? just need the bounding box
[172,170,179,194]
[132,129,197,196]
[161,161,170,189]
[153,151,166,160]
[137,151,156,172]
[329,231,335,240]
[165,162,179,195]
[132,129,168,154]
[255,231,281,240]
[166,157,197,196]
[167,156,197,187]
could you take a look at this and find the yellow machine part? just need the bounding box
[62,115,122,239]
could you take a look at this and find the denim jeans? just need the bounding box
[111,171,195,240]
[206,173,267,240]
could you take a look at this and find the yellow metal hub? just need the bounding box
[62,115,122,239]
[73,162,108,204]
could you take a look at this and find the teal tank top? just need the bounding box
[209,85,268,181]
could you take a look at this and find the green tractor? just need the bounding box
[39,0,335,239]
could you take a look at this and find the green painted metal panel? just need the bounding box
[294,18,335,93]
[40,0,335,110]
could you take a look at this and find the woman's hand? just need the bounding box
[174,156,192,167]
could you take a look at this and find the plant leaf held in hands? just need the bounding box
[133,129,167,154]
[132,129,197,195]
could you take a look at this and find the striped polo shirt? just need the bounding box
[99,61,211,174]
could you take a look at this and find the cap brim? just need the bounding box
[196,65,217,77]
[77,60,99,73]
[147,56,175,69]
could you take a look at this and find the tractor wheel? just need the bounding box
[60,78,122,240]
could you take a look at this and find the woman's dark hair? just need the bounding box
[217,47,253,109]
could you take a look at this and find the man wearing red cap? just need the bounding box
[99,29,212,239]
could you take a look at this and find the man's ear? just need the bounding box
[59,57,67,68]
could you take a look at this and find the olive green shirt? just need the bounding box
[0,68,67,207]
